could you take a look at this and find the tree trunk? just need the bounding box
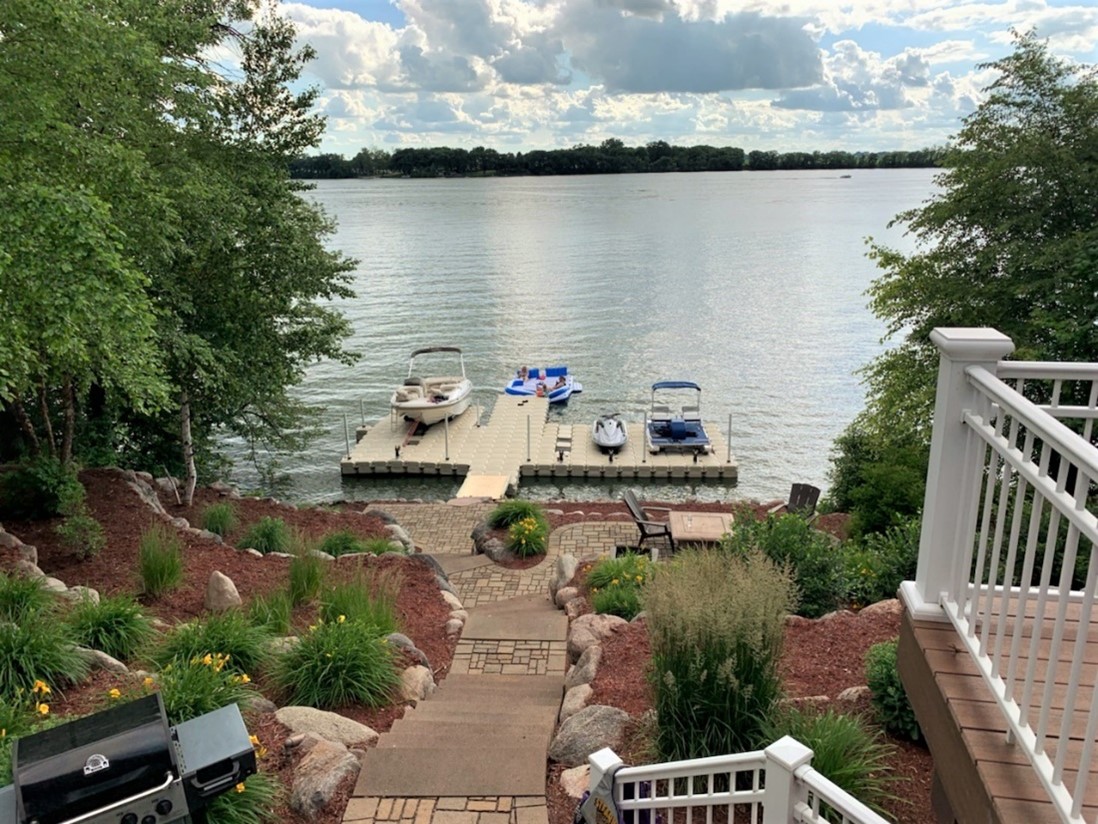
[60,375,75,465]
[37,381,56,459]
[8,399,41,456]
[181,389,197,506]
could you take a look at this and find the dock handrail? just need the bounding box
[901,328,1098,823]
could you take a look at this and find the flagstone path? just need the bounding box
[346,503,632,824]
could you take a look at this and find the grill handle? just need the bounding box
[54,772,174,824]
[188,761,244,797]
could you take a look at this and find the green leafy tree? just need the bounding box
[830,31,1098,531]
[863,31,1098,441]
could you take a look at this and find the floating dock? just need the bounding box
[340,395,738,499]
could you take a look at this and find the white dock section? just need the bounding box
[341,394,737,498]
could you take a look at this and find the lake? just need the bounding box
[242,168,938,504]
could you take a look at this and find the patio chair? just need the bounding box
[767,483,821,521]
[622,489,675,560]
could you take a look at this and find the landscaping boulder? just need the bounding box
[567,613,627,663]
[268,636,299,655]
[385,524,414,551]
[449,609,468,624]
[400,665,435,702]
[290,737,361,817]
[125,472,168,516]
[838,685,871,704]
[81,648,129,674]
[436,575,458,596]
[550,554,579,600]
[275,707,379,748]
[62,585,100,604]
[549,705,630,767]
[560,765,591,802]
[43,577,67,593]
[366,508,399,525]
[859,598,902,618]
[385,633,430,668]
[0,530,22,550]
[440,590,463,611]
[445,618,464,637]
[555,586,580,608]
[14,560,44,578]
[204,571,242,612]
[565,598,589,621]
[565,644,601,689]
[559,684,593,723]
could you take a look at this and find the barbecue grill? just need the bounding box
[0,694,257,824]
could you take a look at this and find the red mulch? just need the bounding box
[2,478,925,824]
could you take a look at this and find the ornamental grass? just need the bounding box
[587,552,650,620]
[318,566,401,635]
[65,594,153,661]
[156,652,255,726]
[138,523,184,597]
[204,771,281,824]
[645,548,795,759]
[150,611,271,677]
[202,502,239,538]
[274,618,400,709]
[0,618,89,702]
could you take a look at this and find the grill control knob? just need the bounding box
[155,799,173,816]
[142,815,157,824]
[121,815,138,824]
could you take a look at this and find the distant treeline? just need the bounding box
[290,140,944,179]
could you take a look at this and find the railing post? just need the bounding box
[763,736,813,824]
[900,328,1015,621]
[585,747,624,821]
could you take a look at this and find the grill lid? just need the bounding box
[14,693,178,824]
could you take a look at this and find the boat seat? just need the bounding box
[437,383,459,394]
[650,404,672,421]
[404,377,426,388]
[681,405,701,420]
[394,386,423,402]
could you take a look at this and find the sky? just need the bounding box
[278,0,1098,156]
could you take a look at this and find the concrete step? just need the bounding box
[401,703,559,723]
[358,746,548,796]
[462,595,568,641]
[378,726,552,748]
[430,675,564,704]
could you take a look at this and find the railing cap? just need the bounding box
[764,736,814,771]
[930,328,1015,361]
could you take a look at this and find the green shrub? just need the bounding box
[318,529,371,557]
[0,617,89,701]
[288,542,326,606]
[507,516,548,557]
[239,517,291,555]
[843,518,920,608]
[139,523,184,597]
[363,536,403,555]
[866,639,921,741]
[591,585,643,620]
[274,619,399,709]
[205,771,280,824]
[0,456,84,520]
[644,549,796,759]
[721,515,844,619]
[156,652,254,726]
[66,595,153,661]
[318,567,401,635]
[0,572,53,623]
[762,707,896,816]
[588,553,649,620]
[203,502,239,537]
[247,591,293,635]
[487,499,544,528]
[55,512,106,559]
[151,611,271,677]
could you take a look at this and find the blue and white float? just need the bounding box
[504,365,582,404]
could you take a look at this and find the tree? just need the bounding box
[0,1,357,503]
[863,31,1098,443]
[827,31,1098,528]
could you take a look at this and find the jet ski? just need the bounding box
[592,413,628,453]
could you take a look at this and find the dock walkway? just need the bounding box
[342,395,737,499]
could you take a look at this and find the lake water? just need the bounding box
[243,169,938,504]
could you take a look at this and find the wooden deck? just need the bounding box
[340,394,738,499]
[899,601,1098,823]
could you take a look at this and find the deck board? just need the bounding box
[903,598,1098,824]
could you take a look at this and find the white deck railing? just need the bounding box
[899,328,1098,824]
[585,738,890,824]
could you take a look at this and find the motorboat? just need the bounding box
[504,365,583,404]
[390,346,473,426]
[645,381,713,454]
[592,413,628,453]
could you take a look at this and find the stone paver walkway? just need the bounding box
[344,506,635,824]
